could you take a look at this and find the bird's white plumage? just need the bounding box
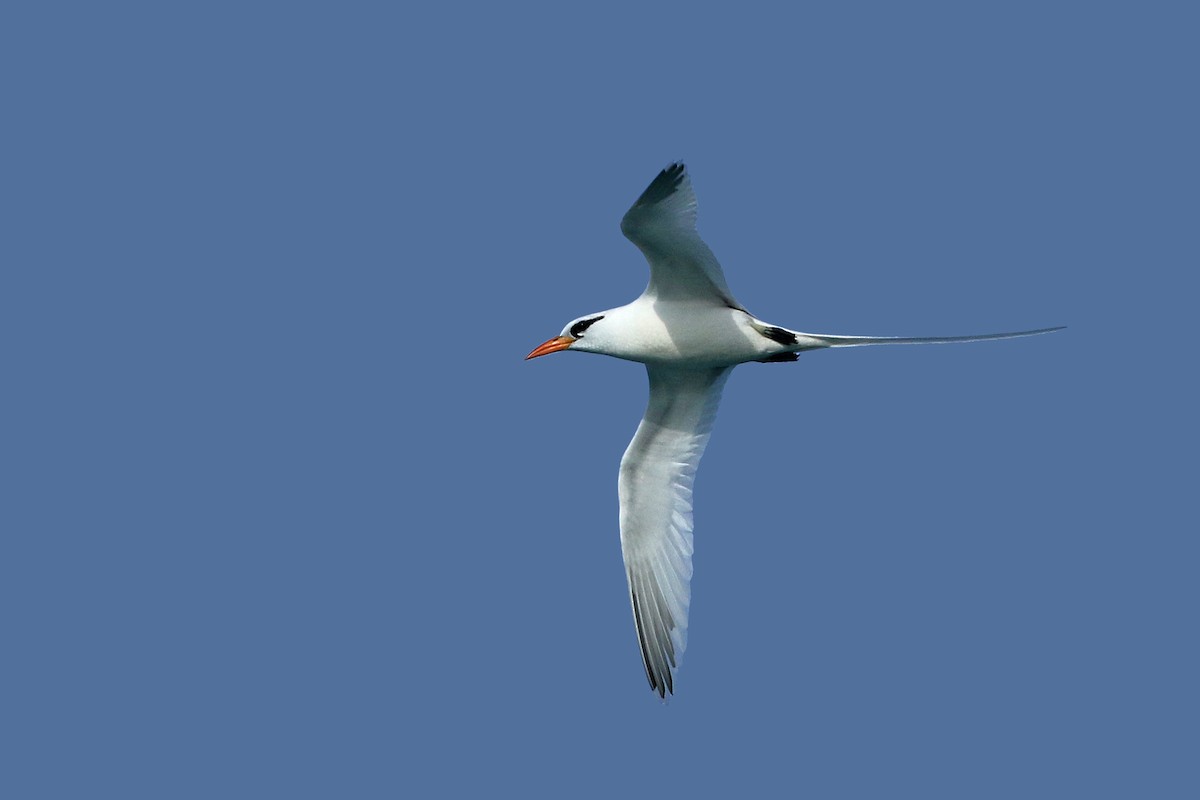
[528,162,1062,699]
[618,366,731,697]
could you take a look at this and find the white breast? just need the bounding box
[602,298,770,368]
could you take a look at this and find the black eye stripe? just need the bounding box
[570,315,604,337]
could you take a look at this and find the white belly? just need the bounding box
[608,299,774,368]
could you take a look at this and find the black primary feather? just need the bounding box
[631,162,686,208]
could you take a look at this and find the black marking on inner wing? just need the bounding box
[631,162,685,208]
[760,325,798,346]
[757,352,800,363]
[569,315,603,337]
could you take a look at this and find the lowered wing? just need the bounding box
[618,365,732,697]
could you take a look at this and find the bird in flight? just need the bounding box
[526,163,1062,698]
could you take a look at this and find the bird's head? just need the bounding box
[526,314,607,359]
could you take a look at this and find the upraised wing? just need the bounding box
[620,163,746,311]
[618,365,732,698]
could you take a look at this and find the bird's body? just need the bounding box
[560,297,786,367]
[527,163,1062,698]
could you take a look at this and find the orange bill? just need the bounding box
[525,336,574,360]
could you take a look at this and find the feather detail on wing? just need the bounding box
[618,365,732,697]
[620,163,746,311]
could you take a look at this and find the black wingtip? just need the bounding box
[632,162,686,208]
[631,585,674,699]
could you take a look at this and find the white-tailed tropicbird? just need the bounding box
[526,162,1062,698]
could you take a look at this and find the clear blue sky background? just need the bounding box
[3,2,1196,798]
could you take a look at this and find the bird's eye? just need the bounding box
[570,315,604,337]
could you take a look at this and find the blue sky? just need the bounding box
[3,2,1196,797]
